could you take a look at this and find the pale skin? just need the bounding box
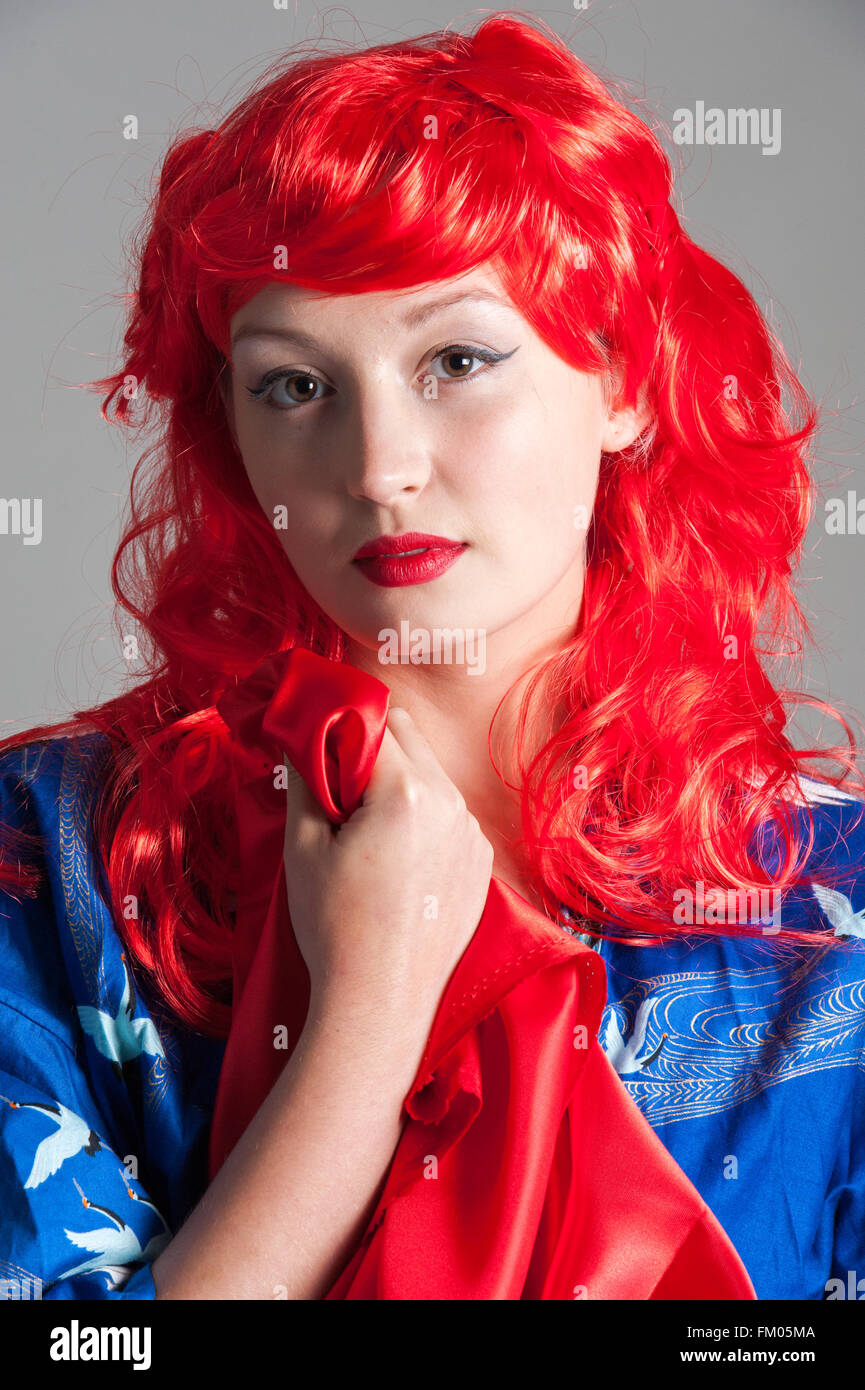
[150,263,650,1298]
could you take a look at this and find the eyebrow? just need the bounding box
[230,289,516,350]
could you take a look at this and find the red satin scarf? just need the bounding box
[209,646,756,1300]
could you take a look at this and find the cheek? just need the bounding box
[458,396,600,537]
[235,429,327,538]
[235,429,280,510]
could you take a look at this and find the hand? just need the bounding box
[281,706,494,1039]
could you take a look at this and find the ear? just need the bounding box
[599,377,653,454]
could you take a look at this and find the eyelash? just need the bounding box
[244,344,514,411]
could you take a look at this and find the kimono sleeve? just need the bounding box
[0,1004,164,1300]
[0,748,164,1300]
[824,1058,865,1301]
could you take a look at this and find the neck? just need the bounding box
[344,625,570,910]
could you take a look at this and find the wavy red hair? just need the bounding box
[2,12,863,1036]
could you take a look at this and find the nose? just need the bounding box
[341,384,432,506]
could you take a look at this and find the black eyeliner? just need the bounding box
[244,343,520,406]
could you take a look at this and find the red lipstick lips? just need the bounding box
[352,531,467,587]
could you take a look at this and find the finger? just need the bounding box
[362,707,445,801]
[381,706,448,781]
[280,751,332,857]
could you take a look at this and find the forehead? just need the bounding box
[229,263,519,335]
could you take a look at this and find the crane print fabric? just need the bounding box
[0,735,225,1300]
[573,774,865,1300]
[1,734,864,1299]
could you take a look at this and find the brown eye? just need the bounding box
[245,370,329,410]
[426,344,515,384]
[283,374,319,401]
[440,350,475,378]
[246,344,518,411]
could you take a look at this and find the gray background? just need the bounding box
[1,0,862,750]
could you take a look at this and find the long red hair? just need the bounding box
[2,13,863,1036]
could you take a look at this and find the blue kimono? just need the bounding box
[1,732,863,1300]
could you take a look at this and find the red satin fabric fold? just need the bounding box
[209,646,756,1300]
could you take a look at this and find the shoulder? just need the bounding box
[0,727,113,813]
[596,788,865,1175]
[0,729,117,866]
[770,776,865,937]
[597,776,865,1071]
[727,770,865,932]
[0,730,117,1049]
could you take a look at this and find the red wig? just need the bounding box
[2,13,863,1036]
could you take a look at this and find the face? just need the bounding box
[220,264,648,674]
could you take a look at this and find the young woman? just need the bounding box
[1,14,863,1301]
